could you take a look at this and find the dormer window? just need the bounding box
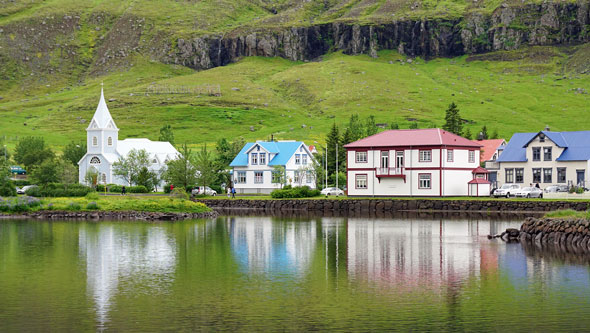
[251,153,258,165]
[90,156,101,164]
[92,136,98,146]
[108,137,113,146]
[539,134,545,142]
[260,153,266,165]
[302,154,308,165]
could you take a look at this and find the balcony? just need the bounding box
[375,167,406,182]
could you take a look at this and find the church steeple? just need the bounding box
[87,85,119,155]
[88,83,118,130]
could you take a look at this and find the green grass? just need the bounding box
[1,45,590,152]
[544,209,590,219]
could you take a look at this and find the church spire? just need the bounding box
[88,84,117,130]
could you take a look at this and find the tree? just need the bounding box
[464,127,473,140]
[84,167,99,187]
[57,160,78,185]
[326,122,341,179]
[162,144,198,190]
[63,142,87,166]
[31,159,60,186]
[490,129,499,140]
[365,115,378,137]
[0,159,16,196]
[159,124,175,145]
[216,137,245,167]
[442,102,463,136]
[347,114,364,142]
[409,122,418,129]
[136,166,159,191]
[112,149,150,186]
[195,145,217,189]
[14,136,54,171]
[272,165,286,188]
[480,126,489,140]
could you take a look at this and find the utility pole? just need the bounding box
[325,146,328,189]
[336,143,339,190]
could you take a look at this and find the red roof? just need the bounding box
[468,178,491,184]
[472,166,489,174]
[344,129,482,149]
[474,139,505,162]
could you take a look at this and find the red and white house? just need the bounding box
[344,128,483,197]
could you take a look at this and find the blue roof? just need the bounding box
[229,141,306,167]
[498,131,590,162]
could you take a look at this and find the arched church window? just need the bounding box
[108,137,113,146]
[93,136,98,146]
[90,156,101,164]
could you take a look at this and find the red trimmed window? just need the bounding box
[419,150,432,162]
[356,151,368,163]
[355,174,368,189]
[418,174,431,189]
[468,150,475,163]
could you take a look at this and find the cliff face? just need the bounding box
[168,2,590,70]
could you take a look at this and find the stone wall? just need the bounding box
[518,217,590,254]
[23,210,218,221]
[196,198,590,213]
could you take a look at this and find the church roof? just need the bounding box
[117,138,179,161]
[88,87,117,130]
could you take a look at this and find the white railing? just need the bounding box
[375,167,405,176]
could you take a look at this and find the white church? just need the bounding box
[78,87,179,186]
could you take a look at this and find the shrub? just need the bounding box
[68,202,81,211]
[170,187,189,200]
[25,186,42,197]
[271,186,321,199]
[25,183,94,197]
[577,187,585,194]
[0,182,16,197]
[108,184,123,193]
[13,180,30,187]
[0,196,40,212]
[127,185,149,193]
[164,185,173,194]
[85,192,100,200]
[86,201,99,210]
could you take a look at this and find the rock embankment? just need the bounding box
[24,210,218,221]
[518,217,590,251]
[196,198,590,213]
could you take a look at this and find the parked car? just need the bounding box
[544,185,569,193]
[321,187,344,196]
[493,184,521,198]
[10,166,26,175]
[17,185,37,195]
[191,186,217,196]
[515,187,544,198]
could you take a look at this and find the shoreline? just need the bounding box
[1,210,218,221]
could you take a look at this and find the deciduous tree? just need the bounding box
[162,144,198,190]
[14,136,54,171]
[112,149,150,186]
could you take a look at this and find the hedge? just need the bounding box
[96,184,149,193]
[271,185,321,199]
[25,183,94,197]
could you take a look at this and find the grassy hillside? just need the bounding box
[0,44,589,151]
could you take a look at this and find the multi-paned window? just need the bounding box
[505,169,514,183]
[295,154,301,164]
[532,168,541,183]
[355,174,367,189]
[418,174,431,189]
[302,154,308,165]
[468,150,475,163]
[259,153,266,165]
[254,171,263,183]
[557,168,566,183]
[306,171,313,183]
[515,168,524,183]
[108,137,113,146]
[447,150,454,162]
[90,156,101,164]
[92,136,98,146]
[272,171,282,183]
[251,153,258,165]
[419,150,432,162]
[543,168,552,183]
[237,171,246,184]
[543,147,552,161]
[294,171,300,183]
[356,151,367,163]
[532,147,541,161]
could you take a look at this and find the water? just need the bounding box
[1,214,589,331]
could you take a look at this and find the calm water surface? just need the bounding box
[1,214,589,331]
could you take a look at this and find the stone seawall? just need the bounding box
[518,217,590,252]
[196,199,590,213]
[22,210,218,221]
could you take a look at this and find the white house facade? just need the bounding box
[78,88,179,186]
[495,130,590,188]
[344,129,482,197]
[230,141,316,194]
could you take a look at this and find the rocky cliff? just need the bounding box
[168,2,590,70]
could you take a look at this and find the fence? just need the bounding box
[146,84,221,96]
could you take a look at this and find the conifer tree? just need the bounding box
[480,126,489,140]
[442,102,463,136]
[464,127,473,140]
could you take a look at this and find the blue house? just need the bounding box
[496,129,590,187]
[230,141,316,194]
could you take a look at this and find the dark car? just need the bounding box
[10,166,26,175]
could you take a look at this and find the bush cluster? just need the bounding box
[0,182,16,197]
[13,180,31,187]
[96,184,149,193]
[0,196,41,212]
[25,183,94,197]
[271,185,321,199]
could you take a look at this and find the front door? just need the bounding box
[577,170,585,186]
[381,151,389,173]
[396,151,404,173]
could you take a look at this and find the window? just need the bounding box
[543,168,552,183]
[515,168,524,183]
[294,171,300,183]
[236,171,246,184]
[532,147,541,161]
[533,168,541,183]
[539,135,545,142]
[306,171,313,183]
[107,137,113,146]
[447,150,454,162]
[355,174,367,189]
[302,154,308,165]
[259,153,266,165]
[90,156,101,164]
[543,147,552,161]
[251,153,258,165]
[152,159,158,164]
[557,168,566,183]
[272,171,282,183]
[419,150,432,162]
[254,171,263,183]
[469,150,475,163]
[505,168,514,183]
[418,174,431,189]
[295,154,301,164]
[92,136,98,146]
[356,151,367,163]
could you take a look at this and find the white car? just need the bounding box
[17,185,37,195]
[493,184,521,198]
[515,187,543,198]
[321,187,344,196]
[191,186,217,196]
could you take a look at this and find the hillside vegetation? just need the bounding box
[0,0,589,151]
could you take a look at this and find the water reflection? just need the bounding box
[78,224,176,328]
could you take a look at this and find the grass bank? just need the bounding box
[545,209,590,219]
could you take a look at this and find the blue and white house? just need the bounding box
[78,88,179,186]
[496,129,590,188]
[230,141,316,194]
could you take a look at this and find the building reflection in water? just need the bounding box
[78,224,176,329]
